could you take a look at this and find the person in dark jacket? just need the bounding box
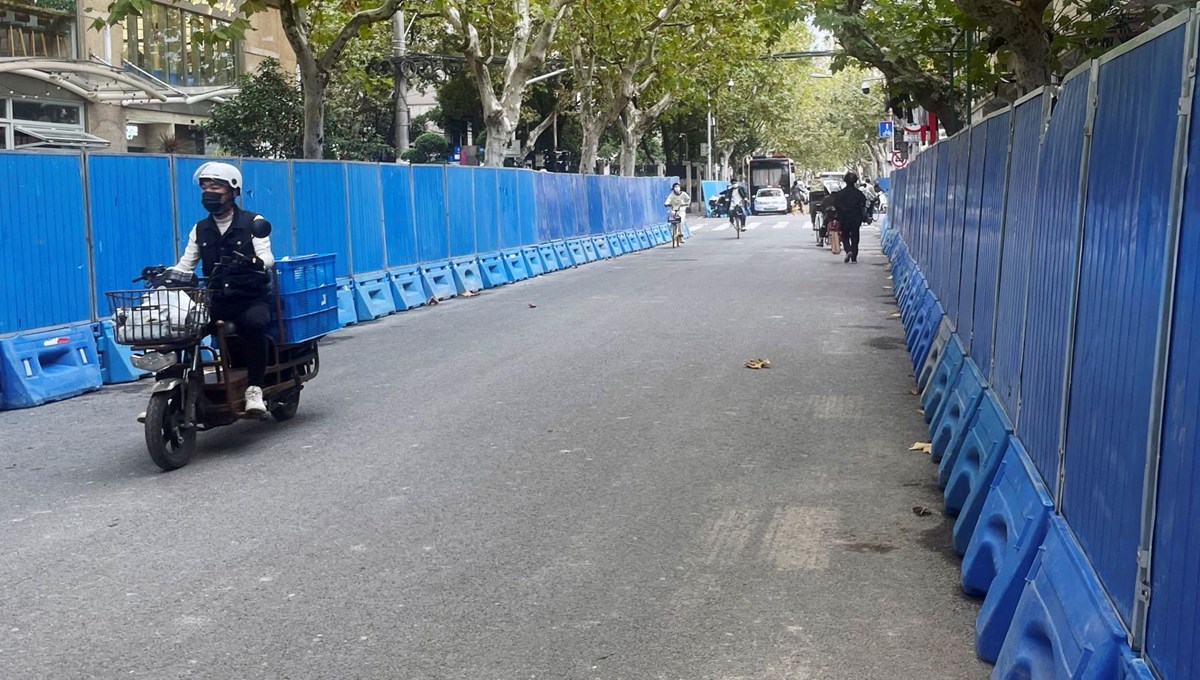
[170,162,275,415]
[833,171,868,263]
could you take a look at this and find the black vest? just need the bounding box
[195,207,269,298]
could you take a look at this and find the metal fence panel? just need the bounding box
[346,163,385,274]
[992,93,1047,420]
[570,175,590,237]
[447,165,476,258]
[971,110,1013,379]
[240,159,295,258]
[517,170,537,245]
[958,124,989,338]
[412,164,449,263]
[587,176,606,236]
[293,161,351,277]
[87,154,177,304]
[0,152,91,334]
[1148,35,1200,673]
[1016,69,1092,491]
[473,167,500,253]
[946,132,971,324]
[381,164,417,267]
[931,144,950,301]
[1062,22,1188,625]
[497,169,521,248]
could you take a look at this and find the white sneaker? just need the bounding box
[244,386,266,416]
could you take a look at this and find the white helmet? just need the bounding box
[193,161,242,192]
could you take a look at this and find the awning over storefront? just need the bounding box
[0,58,237,106]
[13,123,110,148]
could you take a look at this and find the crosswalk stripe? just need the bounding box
[746,222,760,230]
[690,224,705,231]
[772,221,788,229]
[713,223,730,231]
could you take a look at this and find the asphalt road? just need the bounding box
[0,211,988,679]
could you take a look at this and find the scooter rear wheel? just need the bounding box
[145,390,196,471]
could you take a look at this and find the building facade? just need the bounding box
[0,0,295,153]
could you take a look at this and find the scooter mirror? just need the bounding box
[251,218,273,239]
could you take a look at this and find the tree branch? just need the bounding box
[319,0,404,72]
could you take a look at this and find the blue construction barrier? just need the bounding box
[580,238,599,262]
[336,278,358,327]
[0,325,103,410]
[966,440,1055,662]
[636,229,653,250]
[502,249,531,281]
[353,272,397,321]
[450,257,483,295]
[521,246,546,277]
[388,266,427,310]
[421,261,457,301]
[563,240,585,265]
[916,320,953,393]
[476,252,510,288]
[993,516,1127,679]
[551,241,574,268]
[617,232,635,253]
[593,236,613,259]
[930,360,986,465]
[538,244,562,272]
[606,234,624,257]
[945,396,1014,555]
[93,321,146,384]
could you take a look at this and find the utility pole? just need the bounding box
[706,107,713,180]
[393,11,410,159]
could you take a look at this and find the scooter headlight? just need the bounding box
[131,351,178,373]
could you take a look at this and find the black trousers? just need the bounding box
[212,296,270,388]
[842,222,862,261]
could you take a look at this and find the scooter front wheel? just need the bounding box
[145,390,196,471]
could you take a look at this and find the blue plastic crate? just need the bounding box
[276,307,340,345]
[279,284,337,318]
[276,254,337,293]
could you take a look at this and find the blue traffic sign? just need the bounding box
[879,121,894,139]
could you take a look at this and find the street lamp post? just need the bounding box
[393,11,409,158]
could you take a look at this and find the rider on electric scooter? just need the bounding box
[169,162,275,416]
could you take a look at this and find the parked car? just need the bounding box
[753,187,788,214]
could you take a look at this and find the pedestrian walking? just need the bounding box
[833,171,868,264]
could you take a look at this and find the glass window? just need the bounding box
[0,123,9,150]
[127,3,238,86]
[0,0,77,59]
[12,101,81,125]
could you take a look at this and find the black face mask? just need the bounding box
[202,191,231,214]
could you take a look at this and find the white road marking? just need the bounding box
[746,222,760,230]
[772,221,789,229]
[713,223,731,231]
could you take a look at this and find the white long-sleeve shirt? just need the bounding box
[172,213,275,273]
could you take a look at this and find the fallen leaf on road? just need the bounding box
[745,358,772,369]
[909,442,933,454]
[889,312,902,318]
[917,408,925,416]
[887,275,893,280]
[462,290,478,298]
[909,389,919,396]
[912,506,934,517]
[427,297,440,306]
[528,303,538,309]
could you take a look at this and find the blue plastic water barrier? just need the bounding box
[0,324,103,410]
[450,257,484,294]
[421,261,458,300]
[581,239,599,262]
[606,233,624,256]
[476,252,511,288]
[658,225,672,244]
[637,229,653,249]
[911,297,946,374]
[940,389,1007,495]
[930,359,986,465]
[388,266,427,309]
[917,319,953,393]
[618,232,635,253]
[502,249,531,281]
[967,441,1055,662]
[538,244,562,272]
[593,236,613,259]
[993,516,1129,680]
[93,321,146,384]
[1119,654,1155,680]
[552,241,574,267]
[521,246,546,277]
[946,396,1014,553]
[336,278,358,327]
[923,336,966,424]
[352,272,397,321]
[566,239,588,264]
